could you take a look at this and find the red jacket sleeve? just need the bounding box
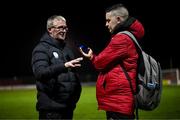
[91,34,128,71]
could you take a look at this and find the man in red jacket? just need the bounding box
[80,3,145,119]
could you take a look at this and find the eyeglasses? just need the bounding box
[52,26,68,31]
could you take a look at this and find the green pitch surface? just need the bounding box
[0,85,180,119]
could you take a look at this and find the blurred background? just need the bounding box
[0,0,180,119]
[0,0,179,86]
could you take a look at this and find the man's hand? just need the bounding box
[79,48,93,60]
[65,57,83,68]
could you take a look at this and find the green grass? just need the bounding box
[0,85,180,119]
[74,86,105,120]
[139,85,180,119]
[0,89,38,119]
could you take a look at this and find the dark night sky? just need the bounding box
[0,0,179,78]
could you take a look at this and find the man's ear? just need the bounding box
[47,28,52,33]
[47,28,51,32]
[116,16,122,23]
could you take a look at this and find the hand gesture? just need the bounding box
[65,57,83,68]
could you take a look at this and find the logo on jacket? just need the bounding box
[53,52,59,59]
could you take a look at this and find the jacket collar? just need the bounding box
[111,17,136,35]
[40,32,66,50]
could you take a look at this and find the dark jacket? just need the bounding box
[31,33,81,111]
[91,17,144,115]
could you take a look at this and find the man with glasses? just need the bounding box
[31,15,83,120]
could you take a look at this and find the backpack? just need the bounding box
[119,31,162,111]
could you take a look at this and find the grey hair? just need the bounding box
[106,4,129,22]
[46,15,66,29]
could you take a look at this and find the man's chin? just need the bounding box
[58,37,65,40]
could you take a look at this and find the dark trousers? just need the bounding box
[106,111,135,120]
[39,110,73,120]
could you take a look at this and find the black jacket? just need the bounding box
[31,33,81,111]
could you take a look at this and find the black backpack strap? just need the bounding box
[120,64,135,95]
[120,63,139,120]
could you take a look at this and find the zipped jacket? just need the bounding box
[31,33,81,111]
[91,17,145,115]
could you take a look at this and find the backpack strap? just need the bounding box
[119,31,140,120]
[120,64,135,95]
[120,63,139,120]
[118,31,143,52]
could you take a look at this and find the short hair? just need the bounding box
[46,15,66,29]
[105,4,129,21]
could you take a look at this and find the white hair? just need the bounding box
[46,15,66,29]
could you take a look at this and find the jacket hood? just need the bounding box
[40,32,66,49]
[112,17,145,40]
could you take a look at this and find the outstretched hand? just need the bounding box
[79,47,93,60]
[65,57,83,68]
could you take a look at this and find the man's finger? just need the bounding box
[76,57,83,61]
[74,64,81,67]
